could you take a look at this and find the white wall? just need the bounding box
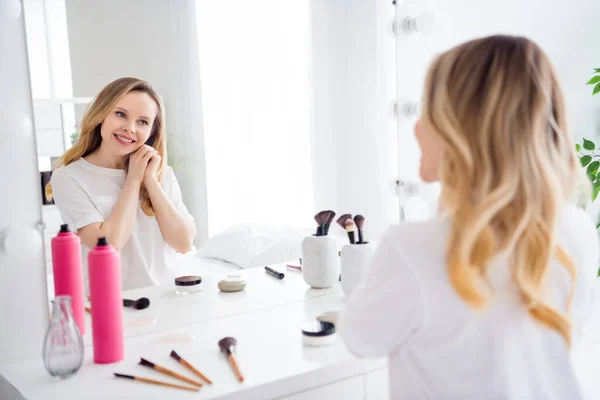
[435,0,600,142]
[396,0,600,178]
[64,0,210,246]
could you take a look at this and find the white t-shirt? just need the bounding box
[50,158,194,292]
[338,205,599,400]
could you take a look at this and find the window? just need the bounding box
[196,0,314,235]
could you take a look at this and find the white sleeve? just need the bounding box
[337,228,426,358]
[163,166,194,222]
[50,170,104,231]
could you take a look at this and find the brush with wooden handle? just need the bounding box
[170,350,212,385]
[138,358,203,387]
[113,373,199,392]
[219,337,244,382]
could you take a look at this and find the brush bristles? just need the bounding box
[344,220,356,232]
[314,210,331,226]
[325,211,336,225]
[139,358,154,368]
[336,214,352,229]
[170,350,181,361]
[353,215,365,230]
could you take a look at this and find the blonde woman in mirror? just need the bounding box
[338,36,599,399]
[47,77,197,291]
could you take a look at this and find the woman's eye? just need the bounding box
[138,120,149,126]
[116,111,126,118]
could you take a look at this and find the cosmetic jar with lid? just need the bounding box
[301,321,336,347]
[174,275,202,295]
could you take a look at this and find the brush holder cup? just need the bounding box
[340,242,375,297]
[301,235,340,289]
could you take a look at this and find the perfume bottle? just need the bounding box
[43,296,84,379]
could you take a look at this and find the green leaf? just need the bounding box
[580,155,593,166]
[593,180,600,201]
[587,76,600,85]
[595,68,600,73]
[587,161,600,174]
[583,138,596,150]
[594,83,600,96]
[576,143,581,152]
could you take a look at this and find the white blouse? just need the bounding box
[50,158,194,292]
[338,205,599,399]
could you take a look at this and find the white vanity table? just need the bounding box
[0,266,390,399]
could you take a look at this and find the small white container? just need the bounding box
[340,242,375,296]
[301,321,336,347]
[301,235,340,289]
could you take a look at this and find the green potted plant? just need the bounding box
[575,68,600,202]
[576,69,600,275]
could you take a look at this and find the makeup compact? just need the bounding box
[218,274,247,293]
[301,321,336,347]
[174,275,202,295]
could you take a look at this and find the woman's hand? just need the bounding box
[144,152,161,185]
[126,145,157,185]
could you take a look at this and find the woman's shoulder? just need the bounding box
[378,216,451,265]
[52,159,87,178]
[383,216,451,245]
[51,159,85,183]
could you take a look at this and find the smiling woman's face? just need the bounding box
[99,91,158,156]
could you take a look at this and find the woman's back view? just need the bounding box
[338,35,599,399]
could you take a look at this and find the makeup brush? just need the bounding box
[138,358,203,387]
[218,337,244,382]
[323,210,336,235]
[170,350,212,385]
[353,215,365,244]
[336,214,352,232]
[113,373,199,392]
[344,219,356,244]
[314,210,331,236]
[123,297,150,310]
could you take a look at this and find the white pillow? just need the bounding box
[196,224,314,268]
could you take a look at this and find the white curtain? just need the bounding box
[195,0,314,236]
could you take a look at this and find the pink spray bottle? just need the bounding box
[88,237,124,364]
[51,224,85,335]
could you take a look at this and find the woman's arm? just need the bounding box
[78,146,157,250]
[144,155,196,253]
[145,178,196,253]
[337,229,426,357]
[77,179,140,250]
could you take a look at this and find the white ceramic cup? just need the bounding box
[301,235,339,289]
[340,242,375,296]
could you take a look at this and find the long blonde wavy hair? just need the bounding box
[46,77,166,216]
[421,36,578,346]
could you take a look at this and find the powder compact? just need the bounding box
[301,321,336,347]
[174,275,202,295]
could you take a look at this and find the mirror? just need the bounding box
[23,0,318,301]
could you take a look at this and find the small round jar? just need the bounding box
[174,275,202,295]
[301,321,336,347]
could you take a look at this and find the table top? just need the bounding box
[81,264,340,345]
[1,264,386,400]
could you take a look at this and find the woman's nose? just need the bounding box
[122,122,135,133]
